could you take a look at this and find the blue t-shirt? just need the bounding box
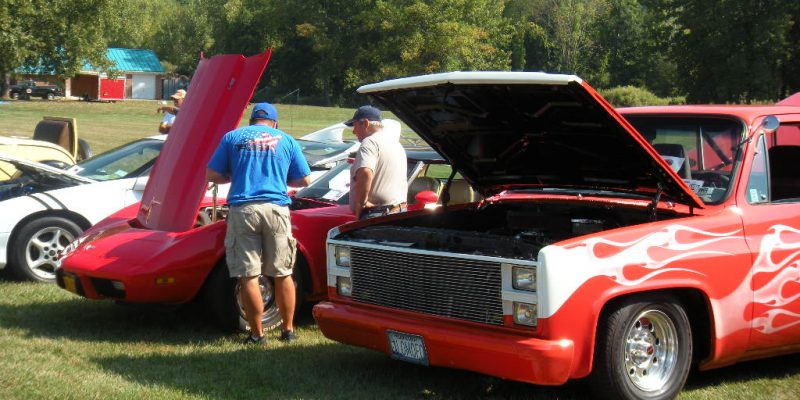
[208,125,310,206]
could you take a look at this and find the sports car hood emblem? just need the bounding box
[359,71,704,209]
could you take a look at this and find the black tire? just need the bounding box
[9,217,83,282]
[77,138,93,161]
[202,261,279,333]
[203,259,305,333]
[589,294,692,400]
[10,92,19,100]
[45,92,55,100]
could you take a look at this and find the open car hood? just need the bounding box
[360,72,704,209]
[137,50,272,231]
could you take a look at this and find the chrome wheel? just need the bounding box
[234,275,281,329]
[25,226,75,281]
[624,309,678,392]
[590,295,692,400]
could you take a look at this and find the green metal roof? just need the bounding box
[16,48,164,75]
[104,48,164,73]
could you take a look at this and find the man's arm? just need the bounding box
[158,122,171,134]
[352,167,374,218]
[206,168,230,184]
[288,175,312,188]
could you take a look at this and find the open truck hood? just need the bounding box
[359,71,704,209]
[137,50,272,231]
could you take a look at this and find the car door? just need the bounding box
[739,116,800,351]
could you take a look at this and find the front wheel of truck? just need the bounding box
[590,294,692,400]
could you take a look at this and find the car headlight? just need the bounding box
[512,266,536,291]
[513,302,537,326]
[336,276,352,296]
[334,246,351,267]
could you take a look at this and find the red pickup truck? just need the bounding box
[313,71,800,400]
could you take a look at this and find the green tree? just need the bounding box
[1,0,115,96]
[506,0,609,85]
[672,0,792,103]
[149,0,215,76]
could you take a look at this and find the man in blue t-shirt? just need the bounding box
[207,102,311,344]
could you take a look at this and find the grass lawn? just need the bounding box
[0,98,359,153]
[1,98,800,399]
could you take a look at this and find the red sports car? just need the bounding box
[56,147,456,330]
[56,49,463,332]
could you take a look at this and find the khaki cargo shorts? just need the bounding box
[225,202,297,278]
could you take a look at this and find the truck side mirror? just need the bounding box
[415,190,439,205]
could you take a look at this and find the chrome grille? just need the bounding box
[350,247,504,325]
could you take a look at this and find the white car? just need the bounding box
[0,122,366,282]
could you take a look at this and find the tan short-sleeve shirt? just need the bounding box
[350,130,408,211]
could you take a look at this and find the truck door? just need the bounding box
[739,117,800,351]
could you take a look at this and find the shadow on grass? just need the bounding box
[3,286,799,398]
[0,295,220,344]
[684,352,800,390]
[0,288,316,345]
[92,342,588,400]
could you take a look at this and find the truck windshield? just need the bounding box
[624,115,745,205]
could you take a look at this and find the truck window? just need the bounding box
[767,123,800,202]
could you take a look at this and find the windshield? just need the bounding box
[294,159,424,205]
[70,138,163,181]
[625,115,745,205]
[297,140,352,157]
[0,163,82,201]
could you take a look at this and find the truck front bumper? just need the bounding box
[313,302,575,385]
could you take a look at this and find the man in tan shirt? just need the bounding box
[345,105,408,219]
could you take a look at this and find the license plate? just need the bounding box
[62,273,77,294]
[387,330,428,366]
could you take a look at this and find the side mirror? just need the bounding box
[415,190,438,205]
[761,115,780,133]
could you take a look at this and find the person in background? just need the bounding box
[346,105,408,219]
[206,103,311,344]
[157,89,186,134]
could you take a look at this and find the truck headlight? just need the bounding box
[513,302,537,326]
[512,266,536,291]
[336,276,352,296]
[334,246,351,267]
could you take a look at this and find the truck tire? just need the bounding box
[46,92,55,100]
[589,294,692,400]
[10,92,19,100]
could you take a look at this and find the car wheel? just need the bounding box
[46,93,55,100]
[10,217,82,282]
[589,294,692,400]
[10,92,19,100]
[203,259,304,332]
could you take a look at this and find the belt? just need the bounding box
[364,202,407,214]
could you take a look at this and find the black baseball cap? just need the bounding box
[344,105,382,126]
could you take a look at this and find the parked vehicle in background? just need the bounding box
[0,116,92,176]
[313,71,800,400]
[9,80,63,100]
[0,137,165,281]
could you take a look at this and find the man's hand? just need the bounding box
[206,168,230,184]
[288,175,312,188]
[157,105,178,114]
